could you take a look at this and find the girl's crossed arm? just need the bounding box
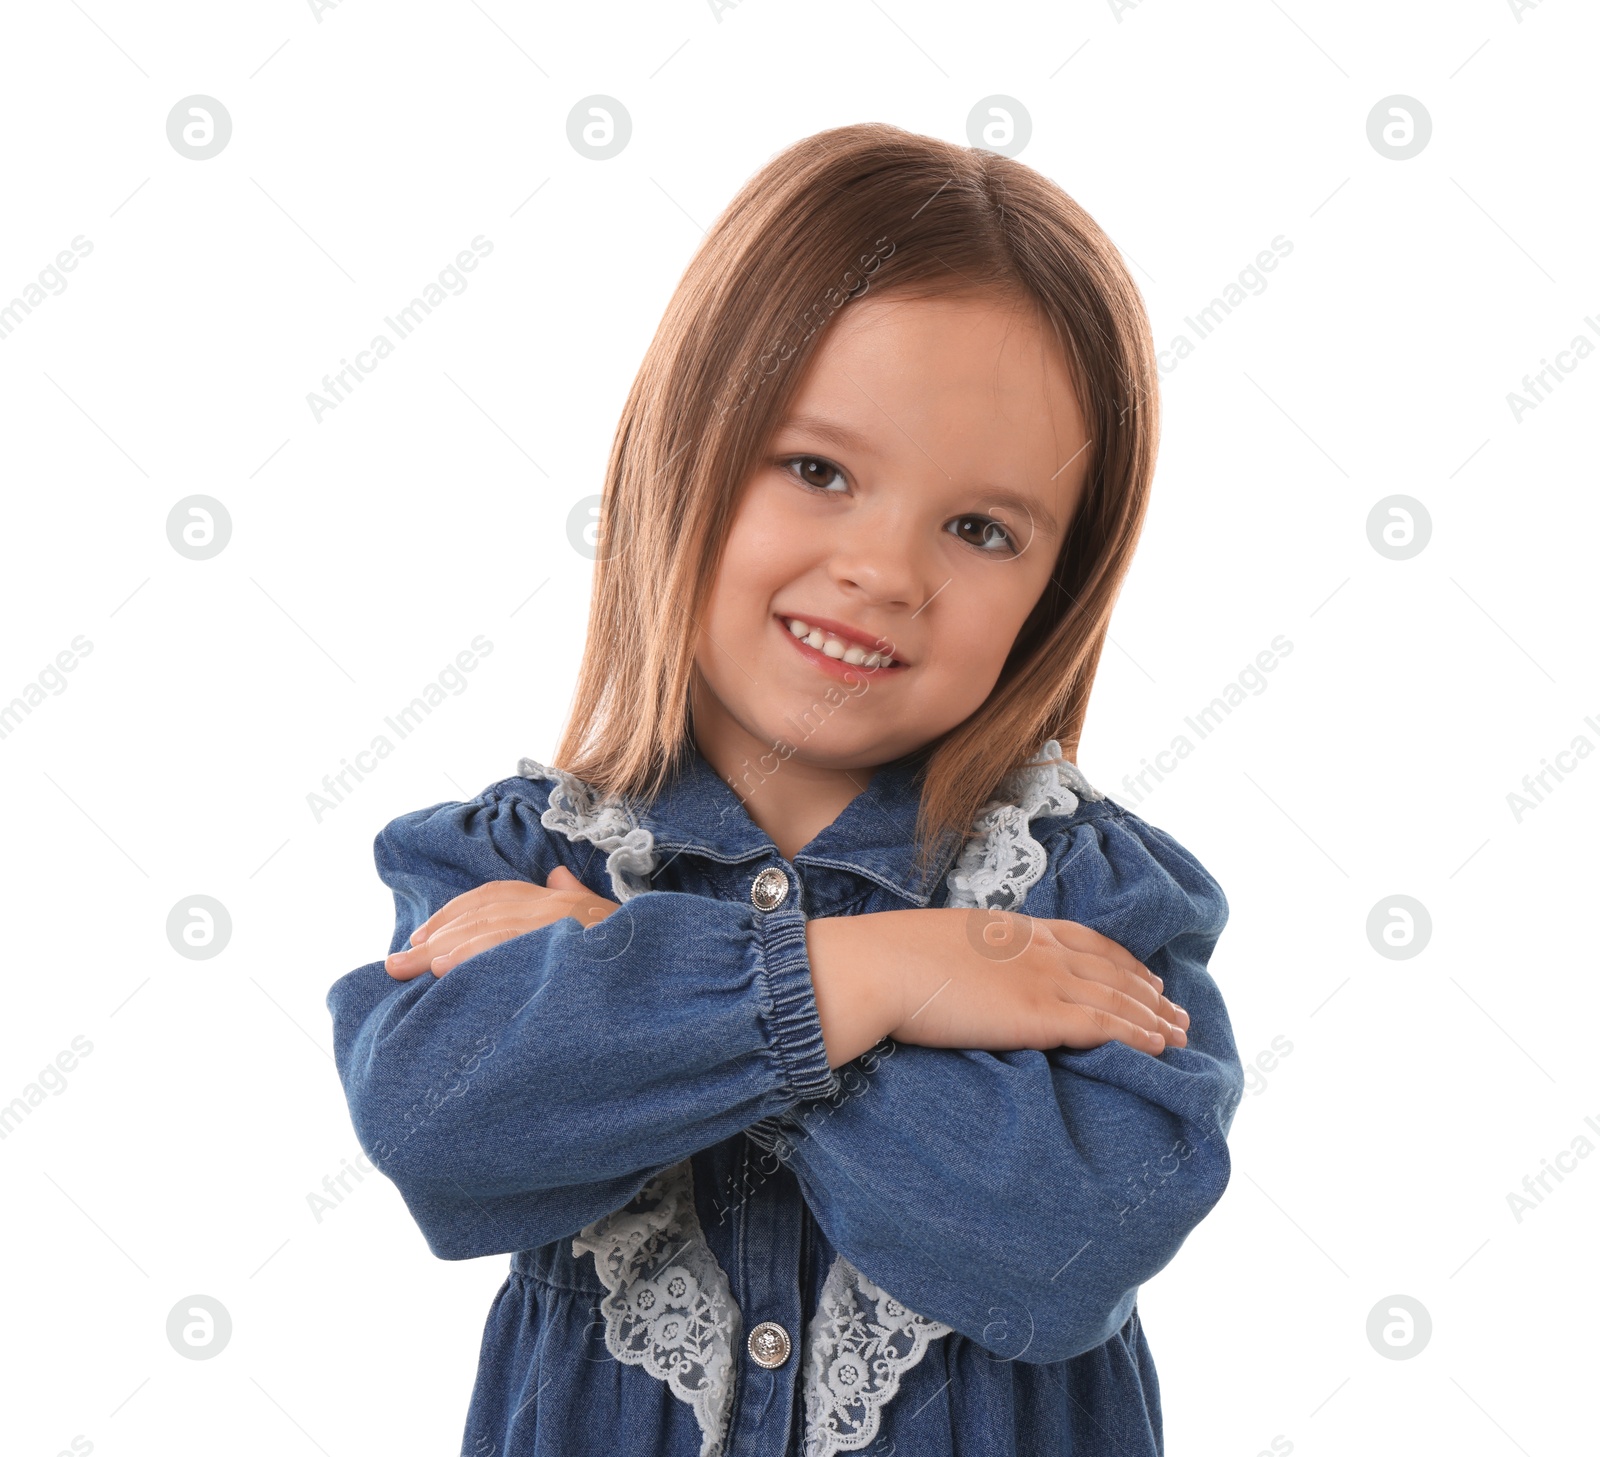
[325,777,845,1261]
[753,808,1245,1367]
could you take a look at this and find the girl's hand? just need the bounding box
[807,907,1189,1061]
[383,866,621,980]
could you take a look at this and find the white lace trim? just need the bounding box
[569,1159,741,1457]
[800,1254,953,1457]
[518,740,1100,1453]
[516,755,656,903]
[943,738,1104,912]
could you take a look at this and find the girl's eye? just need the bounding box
[948,515,1020,556]
[782,454,1019,555]
[781,454,847,493]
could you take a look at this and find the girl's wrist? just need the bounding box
[805,915,901,1068]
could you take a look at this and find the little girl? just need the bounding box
[328,121,1244,1457]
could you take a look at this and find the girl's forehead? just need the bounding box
[779,291,1085,448]
[824,286,1042,340]
[801,291,1070,387]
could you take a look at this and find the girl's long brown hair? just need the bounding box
[554,121,1160,887]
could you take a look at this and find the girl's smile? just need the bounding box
[774,612,910,681]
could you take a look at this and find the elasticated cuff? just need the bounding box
[756,906,842,1105]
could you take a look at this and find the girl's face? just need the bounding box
[693,288,1092,774]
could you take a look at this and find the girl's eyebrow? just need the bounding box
[777,412,876,454]
[776,411,1064,539]
[982,488,1063,540]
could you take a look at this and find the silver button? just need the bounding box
[747,1319,791,1368]
[750,867,789,912]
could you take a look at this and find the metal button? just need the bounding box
[750,866,789,912]
[747,1319,791,1368]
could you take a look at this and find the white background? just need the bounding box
[2,1,1595,1454]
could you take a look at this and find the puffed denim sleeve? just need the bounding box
[769,805,1245,1366]
[325,777,840,1260]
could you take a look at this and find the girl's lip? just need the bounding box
[774,614,908,683]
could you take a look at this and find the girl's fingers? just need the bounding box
[386,939,445,977]
[412,908,569,961]
[387,897,593,979]
[1048,973,1187,1048]
[1045,918,1160,988]
[1054,1000,1169,1056]
[1050,944,1190,1031]
[413,894,573,951]
[409,879,536,946]
[536,872,622,927]
[382,876,617,978]
[1055,947,1164,1014]
[429,930,515,977]
[404,873,596,949]
[390,916,505,975]
[1043,920,1189,1029]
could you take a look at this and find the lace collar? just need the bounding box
[518,739,1102,911]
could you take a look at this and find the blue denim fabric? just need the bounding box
[326,741,1244,1457]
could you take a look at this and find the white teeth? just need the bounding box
[782,617,896,668]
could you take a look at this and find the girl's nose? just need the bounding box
[824,517,929,610]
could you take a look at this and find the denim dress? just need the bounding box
[326,737,1244,1457]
